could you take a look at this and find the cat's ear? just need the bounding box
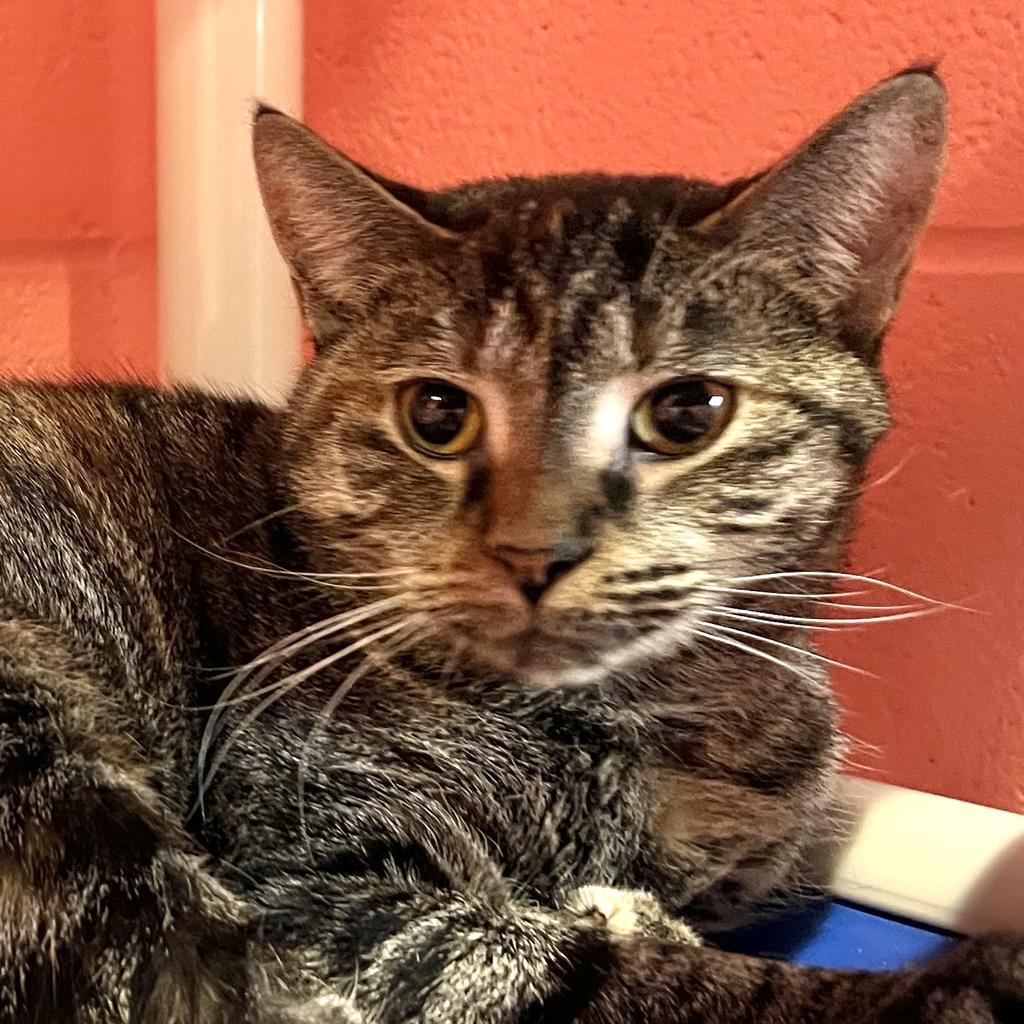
[696,69,947,362]
[252,107,458,342]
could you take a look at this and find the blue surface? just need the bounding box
[718,901,954,971]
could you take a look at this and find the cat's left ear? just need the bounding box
[696,69,947,363]
[252,107,459,343]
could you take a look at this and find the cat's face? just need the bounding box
[255,71,945,686]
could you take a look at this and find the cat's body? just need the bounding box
[2,69,1023,1023]
[0,382,835,1018]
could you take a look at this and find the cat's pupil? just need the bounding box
[410,382,468,445]
[650,380,723,444]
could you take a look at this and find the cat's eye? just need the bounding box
[398,380,483,458]
[630,378,734,456]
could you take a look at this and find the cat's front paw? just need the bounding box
[562,885,700,945]
[875,934,1024,1023]
[258,992,363,1024]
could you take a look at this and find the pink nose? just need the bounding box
[489,545,589,604]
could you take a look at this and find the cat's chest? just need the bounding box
[406,699,650,880]
[217,685,783,902]
[310,691,653,891]
[366,702,794,898]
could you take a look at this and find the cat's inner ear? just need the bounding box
[696,70,947,362]
[252,107,458,341]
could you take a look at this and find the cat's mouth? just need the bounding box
[468,626,613,687]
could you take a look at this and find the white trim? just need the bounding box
[157,0,303,403]
[834,778,1024,934]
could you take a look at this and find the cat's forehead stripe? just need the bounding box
[476,298,519,370]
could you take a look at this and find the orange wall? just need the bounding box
[0,0,157,381]
[0,3,1020,811]
[306,0,1024,812]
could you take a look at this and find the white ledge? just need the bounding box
[833,778,1024,934]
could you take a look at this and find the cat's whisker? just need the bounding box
[195,596,415,811]
[690,626,817,683]
[201,598,405,689]
[195,615,418,813]
[699,585,872,601]
[862,448,917,491]
[700,581,934,617]
[296,617,429,857]
[288,566,416,581]
[197,596,408,763]
[220,502,306,542]
[706,605,943,628]
[173,526,415,584]
[172,530,409,591]
[807,600,922,612]
[728,570,970,610]
[840,735,886,777]
[193,669,303,820]
[201,616,410,778]
[700,620,875,677]
[230,595,410,675]
[703,607,847,633]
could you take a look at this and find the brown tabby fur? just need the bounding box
[0,67,1021,1023]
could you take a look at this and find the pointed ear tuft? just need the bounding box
[252,101,283,121]
[697,70,947,362]
[252,110,458,343]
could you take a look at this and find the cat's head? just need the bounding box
[253,70,946,687]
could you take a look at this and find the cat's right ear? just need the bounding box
[694,69,947,364]
[252,107,458,342]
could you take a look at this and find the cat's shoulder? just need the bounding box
[0,378,274,459]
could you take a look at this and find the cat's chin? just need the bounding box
[516,663,612,689]
[467,629,615,689]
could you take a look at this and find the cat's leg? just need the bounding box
[587,931,1024,1024]
[563,884,702,944]
[0,617,251,1024]
[252,872,1024,1023]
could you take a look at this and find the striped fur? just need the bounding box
[1,68,1021,1022]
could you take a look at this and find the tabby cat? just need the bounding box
[1,67,1021,1023]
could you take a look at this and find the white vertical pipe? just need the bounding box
[157,0,303,403]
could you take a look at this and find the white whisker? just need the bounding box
[729,571,968,610]
[195,616,417,813]
[807,600,922,612]
[194,596,411,806]
[296,618,429,856]
[199,598,407,698]
[703,588,928,612]
[289,566,415,581]
[690,627,817,682]
[221,502,306,542]
[234,596,409,674]
[699,585,871,602]
[706,605,943,628]
[701,620,875,677]
[704,607,846,633]
[863,449,916,491]
[171,527,413,586]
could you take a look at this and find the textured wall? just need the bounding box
[306,0,1024,811]
[0,0,157,381]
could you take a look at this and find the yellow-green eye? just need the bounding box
[631,378,734,456]
[398,380,483,457]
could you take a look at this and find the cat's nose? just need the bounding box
[489,544,591,604]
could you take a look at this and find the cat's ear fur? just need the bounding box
[252,107,457,342]
[696,69,947,362]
